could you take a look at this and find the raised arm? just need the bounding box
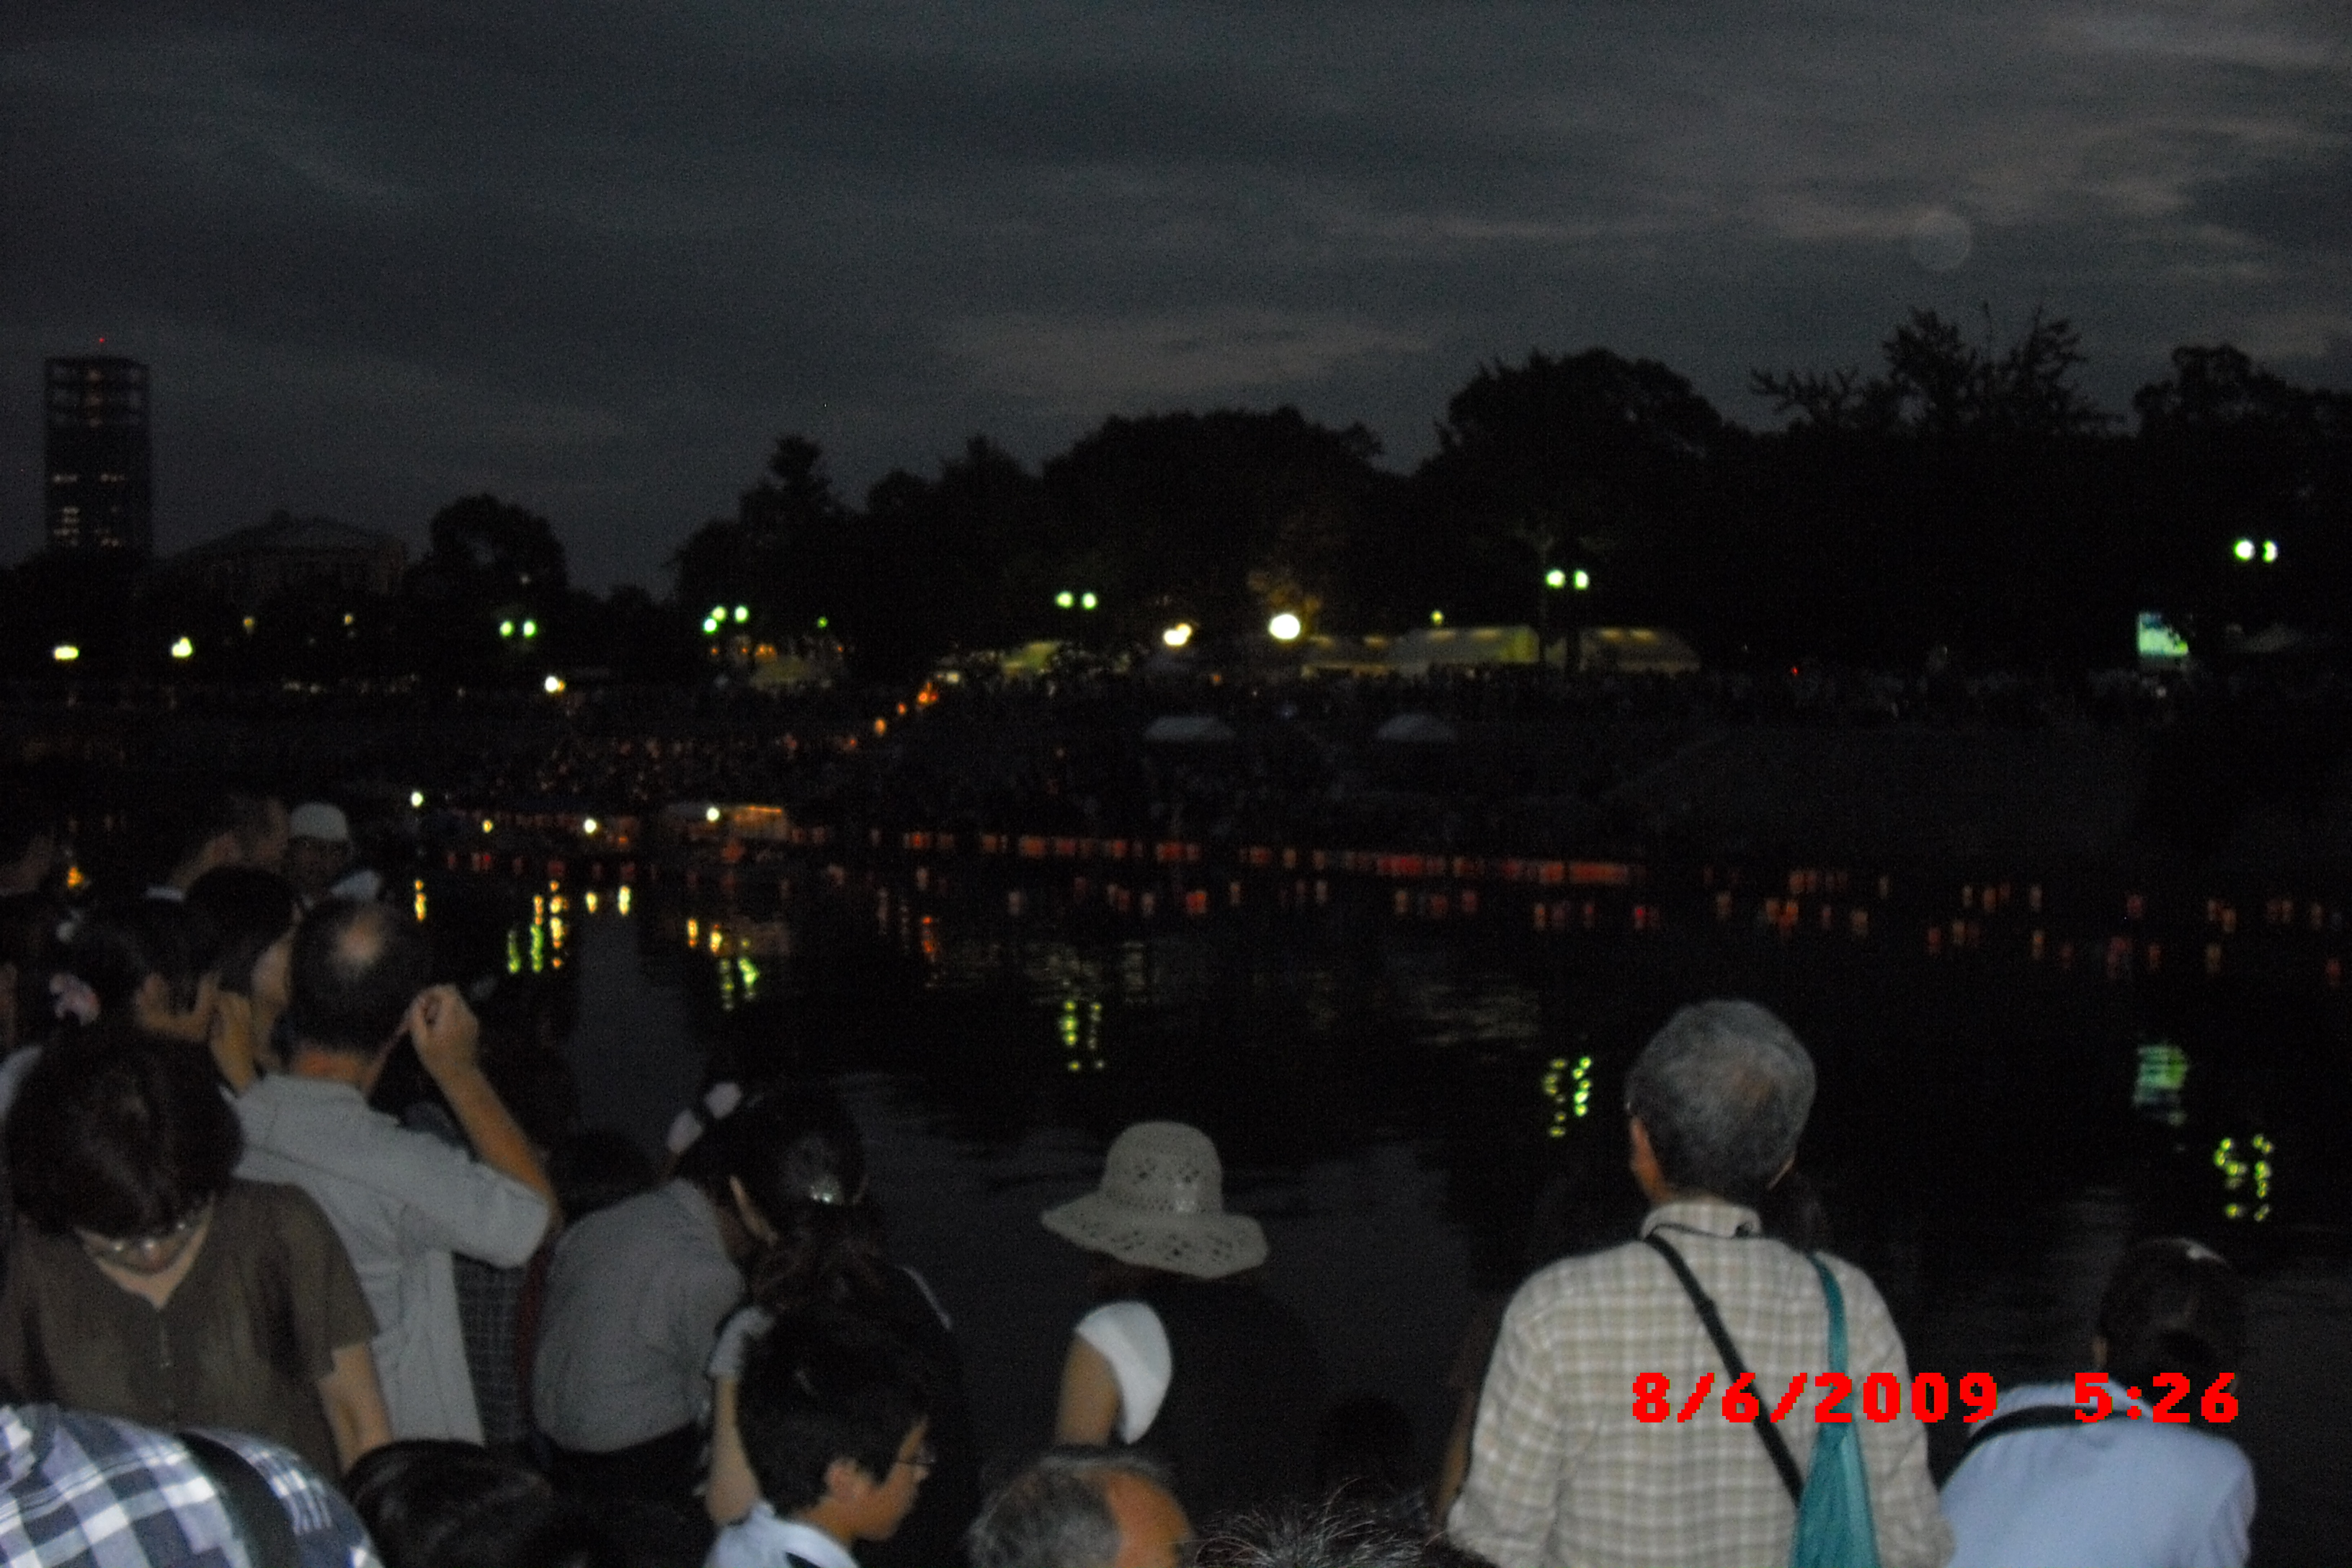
[407,985,561,1231]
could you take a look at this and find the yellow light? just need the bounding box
[582,817,599,835]
[1545,568,1567,589]
[1574,569,1591,591]
[481,818,495,834]
[50,644,79,662]
[1080,592,1097,610]
[1430,610,1444,625]
[873,718,888,736]
[409,790,424,808]
[708,927,723,954]
[543,674,566,694]
[686,918,699,945]
[2263,539,2279,564]
[733,605,749,622]
[342,612,355,627]
[584,890,600,914]
[705,805,722,823]
[521,620,538,638]
[241,616,256,634]
[170,636,194,659]
[1162,623,1193,649]
[1056,591,1075,609]
[1268,612,1302,642]
[615,886,631,915]
[499,620,515,638]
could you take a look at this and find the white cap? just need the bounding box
[288,802,351,843]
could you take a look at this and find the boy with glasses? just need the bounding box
[710,1310,932,1568]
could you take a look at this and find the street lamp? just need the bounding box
[1544,567,1567,589]
[51,644,79,663]
[1268,612,1303,642]
[1055,591,1076,610]
[1080,592,1098,611]
[1162,623,1194,649]
[1574,569,1592,592]
[170,637,195,660]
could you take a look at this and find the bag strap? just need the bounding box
[1956,1402,2084,1461]
[1645,1234,1807,1506]
[180,1430,302,1568]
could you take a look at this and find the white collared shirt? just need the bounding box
[707,1503,858,1568]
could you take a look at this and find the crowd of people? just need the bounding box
[0,780,2262,1567]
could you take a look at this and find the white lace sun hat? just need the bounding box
[1041,1121,1268,1279]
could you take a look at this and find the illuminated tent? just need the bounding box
[1374,711,1459,744]
[1142,715,1237,744]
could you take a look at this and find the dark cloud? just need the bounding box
[2194,146,2352,252]
[4,0,2349,586]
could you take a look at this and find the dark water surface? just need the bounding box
[508,868,2352,1566]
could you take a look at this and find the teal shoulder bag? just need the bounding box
[1646,1237,1881,1568]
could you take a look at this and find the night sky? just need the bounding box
[5,1,2348,588]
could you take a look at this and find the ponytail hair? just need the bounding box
[677,1081,890,1314]
[2097,1237,2245,1414]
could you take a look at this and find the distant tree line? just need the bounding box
[5,310,2347,683]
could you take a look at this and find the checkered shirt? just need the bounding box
[0,1404,380,1568]
[1448,1199,1953,1568]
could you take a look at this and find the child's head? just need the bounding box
[738,1308,932,1546]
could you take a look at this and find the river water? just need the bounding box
[448,858,2351,1566]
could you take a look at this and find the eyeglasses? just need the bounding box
[80,1206,210,1270]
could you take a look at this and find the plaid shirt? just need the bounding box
[1449,1199,1953,1568]
[0,1404,380,1568]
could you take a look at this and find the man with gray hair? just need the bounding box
[1449,1000,1951,1567]
[967,1448,1193,1568]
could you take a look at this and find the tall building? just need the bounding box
[45,357,153,556]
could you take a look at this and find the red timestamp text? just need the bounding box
[1629,1371,2239,1425]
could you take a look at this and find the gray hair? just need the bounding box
[1193,1500,1440,1567]
[966,1448,1177,1568]
[1625,1000,1815,1208]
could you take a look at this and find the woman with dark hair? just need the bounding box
[1941,1237,2255,1567]
[700,1085,979,1568]
[0,1028,391,1475]
[531,1082,800,1511]
[54,898,223,1043]
[186,864,303,1087]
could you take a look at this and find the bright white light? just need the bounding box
[582,817,600,836]
[543,674,566,694]
[409,790,425,809]
[1055,591,1075,609]
[1573,569,1592,591]
[1544,568,1567,589]
[51,644,79,663]
[169,637,194,659]
[2234,538,2256,562]
[1162,623,1194,649]
[705,806,722,824]
[499,620,515,638]
[521,620,538,638]
[1080,592,1098,610]
[1268,612,1302,642]
[734,605,749,622]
